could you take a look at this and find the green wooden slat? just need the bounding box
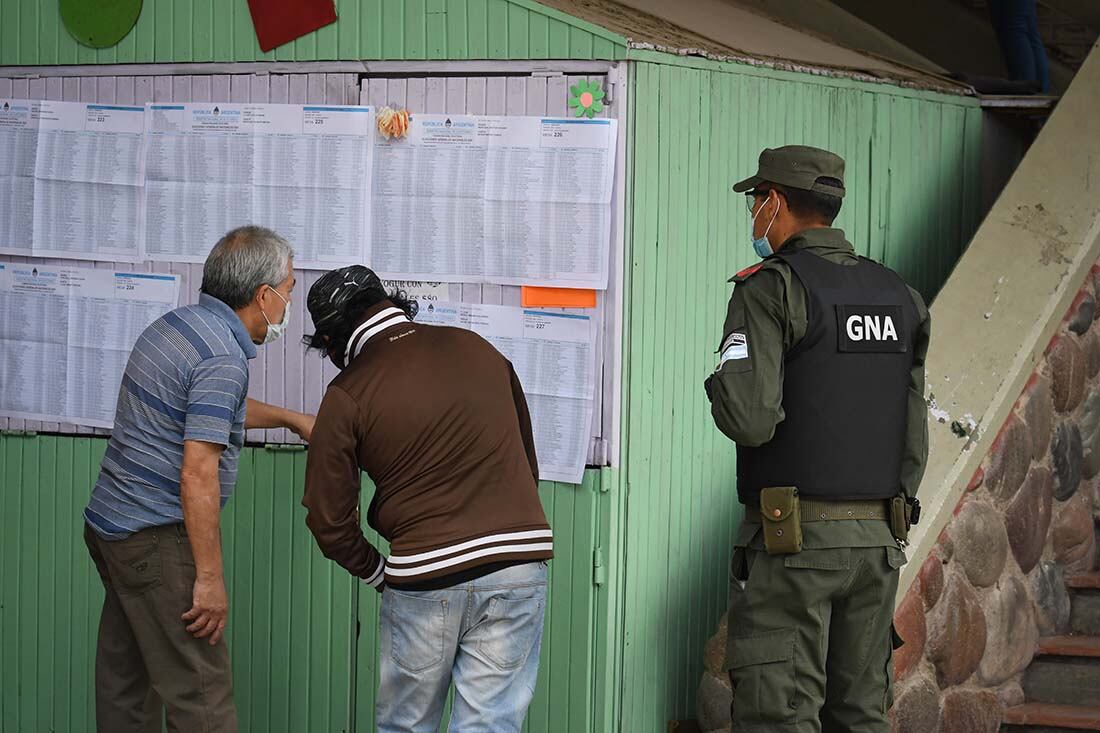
[507,2,528,60]
[191,0,213,61]
[683,66,707,716]
[568,25,593,59]
[361,0,383,61]
[871,93,890,264]
[665,63,688,716]
[172,0,192,62]
[465,0,488,58]
[962,106,984,250]
[685,63,708,714]
[547,483,573,726]
[337,0,360,59]
[525,484,554,732]
[77,438,101,733]
[288,451,314,730]
[53,439,75,731]
[936,106,957,294]
[445,0,469,59]
[591,469,623,733]
[312,5,339,60]
[623,61,658,725]
[17,437,39,730]
[38,0,60,65]
[403,0,427,59]
[546,18,570,58]
[698,76,726,690]
[226,451,251,728]
[56,15,78,65]
[231,0,257,61]
[568,477,597,732]
[486,0,509,59]
[592,36,616,60]
[289,9,319,61]
[381,0,404,59]
[0,437,16,731]
[36,438,56,729]
[17,0,37,67]
[74,13,100,64]
[1,0,20,65]
[153,0,173,62]
[253,448,277,731]
[426,0,447,58]
[854,92,873,256]
[527,10,548,59]
[0,438,6,730]
[354,478,388,732]
[208,0,231,63]
[271,452,295,730]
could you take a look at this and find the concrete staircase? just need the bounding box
[1002,573,1100,731]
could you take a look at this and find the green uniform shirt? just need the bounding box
[707,227,931,550]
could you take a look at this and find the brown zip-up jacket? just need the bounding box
[303,300,553,589]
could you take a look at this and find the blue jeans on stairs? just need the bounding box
[988,0,1051,92]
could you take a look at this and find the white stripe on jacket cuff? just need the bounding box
[361,556,387,588]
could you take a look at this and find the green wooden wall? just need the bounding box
[0,434,613,732]
[0,0,626,66]
[617,53,982,730]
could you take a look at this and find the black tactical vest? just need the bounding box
[736,249,920,506]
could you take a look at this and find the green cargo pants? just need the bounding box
[725,538,906,733]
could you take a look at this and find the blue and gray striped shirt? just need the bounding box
[84,293,257,540]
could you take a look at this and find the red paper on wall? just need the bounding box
[247,0,338,52]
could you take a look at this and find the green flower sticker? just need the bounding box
[568,80,605,118]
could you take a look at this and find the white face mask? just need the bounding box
[260,287,290,345]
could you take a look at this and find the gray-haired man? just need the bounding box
[83,226,315,732]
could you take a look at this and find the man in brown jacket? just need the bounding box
[302,265,552,733]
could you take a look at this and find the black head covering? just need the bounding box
[307,265,383,334]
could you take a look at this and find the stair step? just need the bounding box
[1068,573,1100,590]
[1023,650,1100,706]
[1002,703,1100,730]
[1073,594,1100,636]
[1038,636,1100,658]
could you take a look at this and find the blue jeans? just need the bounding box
[988,0,1050,92]
[376,562,548,733]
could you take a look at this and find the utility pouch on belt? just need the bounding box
[761,487,802,555]
[889,496,910,544]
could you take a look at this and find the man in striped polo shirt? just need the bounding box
[82,226,315,733]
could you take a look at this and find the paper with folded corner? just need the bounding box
[143,103,373,268]
[0,263,180,428]
[372,115,617,289]
[0,100,146,261]
[415,301,595,484]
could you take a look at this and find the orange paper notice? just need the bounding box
[521,287,597,309]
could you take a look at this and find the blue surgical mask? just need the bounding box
[751,194,778,259]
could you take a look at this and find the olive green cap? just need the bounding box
[732,145,846,198]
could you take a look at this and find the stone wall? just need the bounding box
[697,263,1100,733]
[891,262,1100,733]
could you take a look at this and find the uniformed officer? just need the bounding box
[704,145,930,732]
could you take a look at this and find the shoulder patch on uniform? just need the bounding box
[729,263,764,283]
